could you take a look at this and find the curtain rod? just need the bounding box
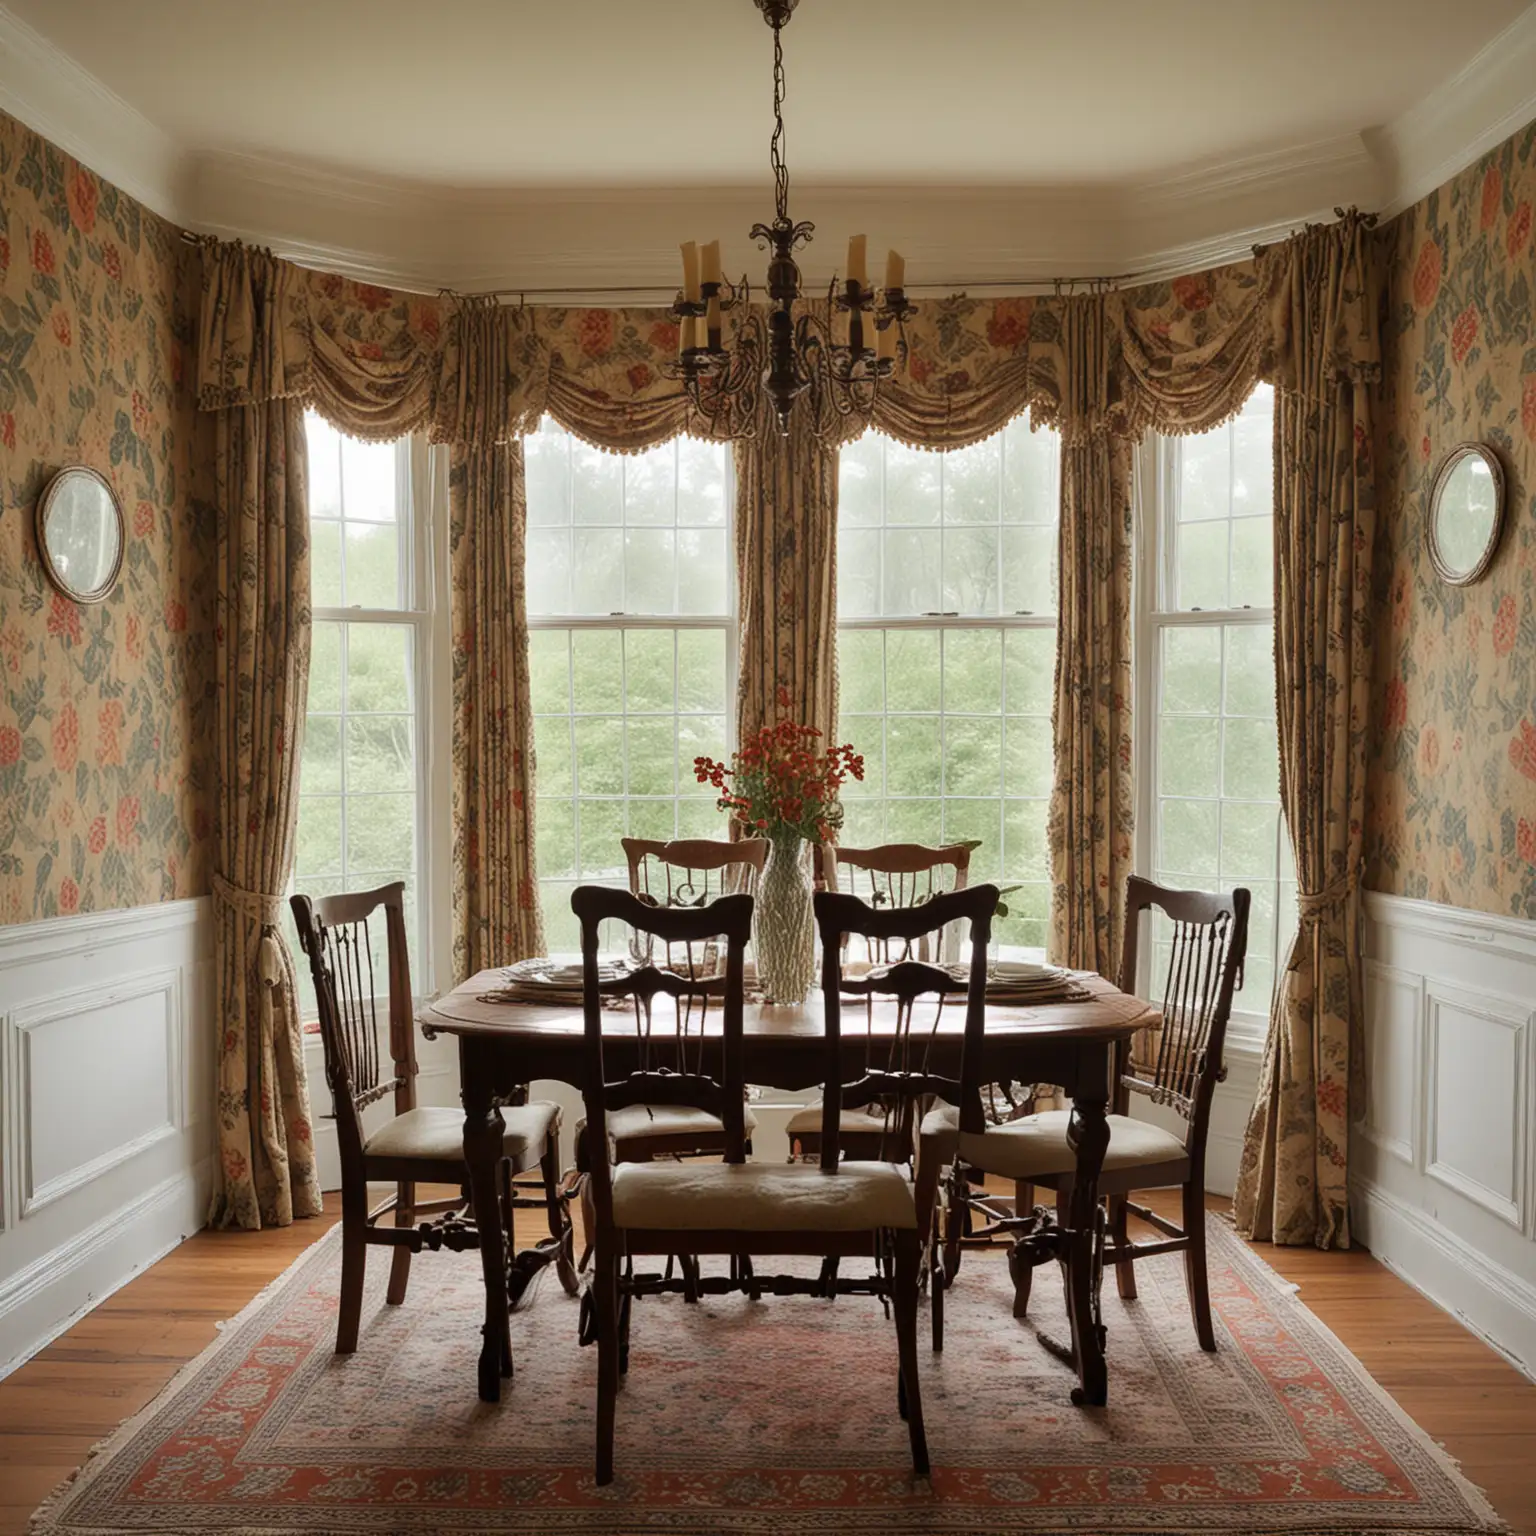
[173,231,1136,296]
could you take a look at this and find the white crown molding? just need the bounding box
[183,135,1382,298]
[0,3,192,225]
[1370,2,1536,219]
[2,0,1534,291]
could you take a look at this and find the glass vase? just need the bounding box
[754,831,815,1004]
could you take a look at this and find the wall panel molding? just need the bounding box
[0,898,213,1376]
[1361,959,1421,1170]
[7,968,183,1220]
[1357,890,1536,1381]
[1423,980,1530,1231]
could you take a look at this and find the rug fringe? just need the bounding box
[1207,1221,1510,1535]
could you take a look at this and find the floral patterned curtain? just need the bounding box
[1047,295,1136,977]
[1234,213,1380,1249]
[732,409,842,744]
[208,390,322,1230]
[449,434,543,976]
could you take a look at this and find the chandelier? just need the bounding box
[662,0,915,439]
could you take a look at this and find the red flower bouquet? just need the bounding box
[693,719,863,1002]
[694,721,863,842]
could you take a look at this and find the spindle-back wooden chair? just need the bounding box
[578,884,995,1483]
[790,842,971,1162]
[291,883,574,1355]
[923,876,1249,1353]
[575,839,766,1171]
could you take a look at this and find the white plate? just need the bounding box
[991,961,1059,982]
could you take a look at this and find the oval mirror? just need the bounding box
[36,466,124,605]
[1428,442,1505,586]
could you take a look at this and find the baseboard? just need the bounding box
[0,1160,211,1380]
[1353,1179,1536,1380]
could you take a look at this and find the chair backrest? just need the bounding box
[623,836,768,904]
[290,881,416,1166]
[1116,876,1250,1145]
[573,885,754,1230]
[821,842,973,963]
[622,836,766,975]
[813,884,998,1172]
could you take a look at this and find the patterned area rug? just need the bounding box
[34,1219,1504,1535]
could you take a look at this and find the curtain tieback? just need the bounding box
[1296,871,1357,925]
[212,872,286,988]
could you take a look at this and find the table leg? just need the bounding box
[1065,1047,1110,1408]
[462,1046,513,1403]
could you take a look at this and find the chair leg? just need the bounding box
[892,1231,930,1477]
[385,1179,415,1306]
[929,1215,945,1353]
[941,1165,965,1284]
[542,1138,580,1296]
[577,1174,596,1273]
[1008,1243,1035,1320]
[913,1149,941,1252]
[336,1185,368,1355]
[594,1246,620,1485]
[1182,1179,1216,1351]
[1108,1191,1137,1302]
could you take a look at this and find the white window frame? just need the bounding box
[836,426,1059,954]
[1133,421,1288,1044]
[300,424,452,1005]
[524,429,739,933]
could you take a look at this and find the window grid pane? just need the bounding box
[1170,381,1274,614]
[291,411,422,1016]
[526,419,733,952]
[527,418,729,620]
[838,420,1059,952]
[1152,384,1288,1014]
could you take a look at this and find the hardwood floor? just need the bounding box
[1,1191,1532,1535]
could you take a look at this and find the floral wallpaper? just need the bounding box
[1367,121,1536,920]
[0,108,213,924]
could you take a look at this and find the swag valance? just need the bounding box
[194,213,1379,454]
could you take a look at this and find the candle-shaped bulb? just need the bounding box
[701,240,722,287]
[679,315,697,354]
[681,241,701,303]
[876,316,898,362]
[847,234,868,291]
[884,249,905,293]
[706,294,722,349]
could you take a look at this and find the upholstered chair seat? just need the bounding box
[577,1102,757,1154]
[365,1101,561,1165]
[785,1104,894,1140]
[611,1159,917,1232]
[920,1104,1187,1181]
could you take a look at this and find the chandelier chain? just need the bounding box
[770,17,790,223]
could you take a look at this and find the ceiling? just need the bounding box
[3,0,1535,292]
[5,0,1530,190]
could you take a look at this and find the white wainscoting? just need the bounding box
[1355,891,1536,1380]
[0,899,214,1378]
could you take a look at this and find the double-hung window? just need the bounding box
[835,416,1061,950]
[290,411,442,1010]
[1137,383,1294,1032]
[524,420,734,953]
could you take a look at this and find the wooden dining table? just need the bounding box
[419,969,1156,1408]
